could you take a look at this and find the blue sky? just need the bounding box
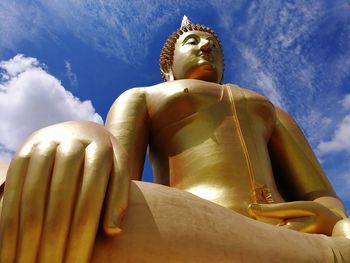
[0,0,349,212]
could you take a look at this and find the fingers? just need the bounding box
[37,140,85,263]
[0,123,119,263]
[0,148,31,263]
[103,138,130,235]
[248,202,316,219]
[64,141,113,263]
[16,141,57,263]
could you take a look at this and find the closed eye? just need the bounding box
[186,38,197,45]
[182,34,200,46]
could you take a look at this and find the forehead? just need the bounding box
[176,30,217,44]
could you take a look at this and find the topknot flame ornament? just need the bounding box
[181,15,192,28]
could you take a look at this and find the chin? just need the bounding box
[186,64,220,83]
[189,71,219,83]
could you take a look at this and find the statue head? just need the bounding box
[160,16,224,84]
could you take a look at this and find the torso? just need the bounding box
[145,80,284,217]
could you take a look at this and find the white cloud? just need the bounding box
[317,94,350,155]
[317,115,350,155]
[0,54,103,161]
[342,94,350,110]
[0,55,40,78]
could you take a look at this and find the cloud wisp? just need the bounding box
[65,60,78,87]
[0,0,198,63]
[0,54,103,161]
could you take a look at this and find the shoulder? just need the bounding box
[273,106,299,127]
[109,86,152,111]
[107,82,170,115]
[111,82,172,104]
[271,107,308,140]
[107,87,149,122]
[226,83,271,102]
[114,87,147,102]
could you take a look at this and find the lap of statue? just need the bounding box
[92,181,350,263]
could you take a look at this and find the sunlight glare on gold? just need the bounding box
[186,184,223,201]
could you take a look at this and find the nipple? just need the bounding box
[184,88,189,93]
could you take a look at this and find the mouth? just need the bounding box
[197,56,215,70]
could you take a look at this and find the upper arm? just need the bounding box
[106,88,150,180]
[268,107,337,201]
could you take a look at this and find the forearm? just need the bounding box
[269,107,338,200]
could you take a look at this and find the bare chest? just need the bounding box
[146,81,276,143]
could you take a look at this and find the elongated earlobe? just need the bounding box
[160,64,175,81]
[168,68,175,81]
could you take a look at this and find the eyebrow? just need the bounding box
[182,34,218,45]
[182,34,199,45]
[181,34,218,44]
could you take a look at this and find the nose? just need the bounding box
[200,40,211,53]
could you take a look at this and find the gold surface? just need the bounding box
[0,18,349,263]
[91,181,350,263]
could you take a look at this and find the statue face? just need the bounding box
[171,30,224,83]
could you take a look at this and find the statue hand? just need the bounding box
[0,121,129,263]
[248,201,342,235]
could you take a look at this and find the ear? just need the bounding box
[160,63,175,81]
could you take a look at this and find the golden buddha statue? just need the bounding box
[0,16,349,263]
